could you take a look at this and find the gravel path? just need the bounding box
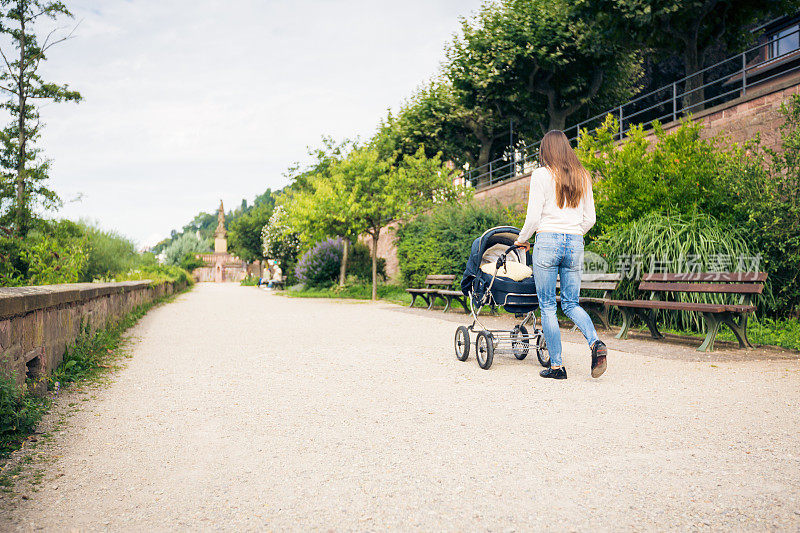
[4,283,800,531]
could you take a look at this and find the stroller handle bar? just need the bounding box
[496,244,525,270]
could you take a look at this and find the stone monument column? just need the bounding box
[214,200,228,254]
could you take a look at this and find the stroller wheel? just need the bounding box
[454,326,470,361]
[536,332,550,367]
[511,325,529,360]
[475,331,494,370]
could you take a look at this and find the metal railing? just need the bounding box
[467,26,800,188]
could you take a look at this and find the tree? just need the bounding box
[0,0,82,236]
[284,136,356,193]
[336,146,463,300]
[163,233,211,267]
[261,205,301,278]
[228,201,274,262]
[575,0,799,110]
[286,176,362,286]
[445,5,530,178]
[445,0,641,150]
[376,80,476,169]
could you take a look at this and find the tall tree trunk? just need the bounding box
[339,238,349,286]
[475,135,493,187]
[682,38,704,113]
[371,231,380,301]
[547,111,567,132]
[15,14,27,236]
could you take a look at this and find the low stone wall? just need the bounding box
[0,280,185,390]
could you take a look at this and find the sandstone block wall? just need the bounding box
[0,280,185,390]
[358,222,401,282]
[664,74,800,152]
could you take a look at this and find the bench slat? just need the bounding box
[438,290,464,296]
[582,273,623,282]
[425,274,456,280]
[556,281,619,291]
[638,281,764,294]
[579,282,620,291]
[608,299,756,313]
[643,272,766,282]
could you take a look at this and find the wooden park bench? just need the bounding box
[406,274,469,313]
[556,272,622,329]
[607,272,767,352]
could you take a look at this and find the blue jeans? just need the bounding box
[532,233,599,367]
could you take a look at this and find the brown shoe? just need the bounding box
[591,341,607,378]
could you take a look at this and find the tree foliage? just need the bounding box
[444,0,642,171]
[163,233,210,267]
[574,0,799,108]
[0,0,82,235]
[577,116,732,235]
[228,201,274,262]
[261,204,302,278]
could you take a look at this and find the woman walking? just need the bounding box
[514,130,607,379]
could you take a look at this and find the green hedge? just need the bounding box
[396,203,522,288]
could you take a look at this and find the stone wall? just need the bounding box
[358,222,402,281]
[0,280,186,391]
[657,73,800,152]
[473,172,532,213]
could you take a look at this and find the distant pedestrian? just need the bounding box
[514,130,607,380]
[267,261,283,289]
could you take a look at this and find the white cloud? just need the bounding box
[19,0,482,246]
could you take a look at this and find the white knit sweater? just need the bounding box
[518,166,596,243]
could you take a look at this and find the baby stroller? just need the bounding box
[455,226,550,370]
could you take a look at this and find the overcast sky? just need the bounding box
[31,0,483,247]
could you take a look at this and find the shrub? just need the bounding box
[590,211,759,331]
[348,241,386,282]
[294,238,386,287]
[18,220,89,285]
[717,95,800,317]
[80,222,139,281]
[577,116,734,236]
[396,202,517,287]
[295,238,344,286]
[178,253,206,272]
[164,233,211,266]
[114,264,194,286]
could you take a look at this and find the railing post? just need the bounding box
[618,105,624,139]
[742,52,747,97]
[672,82,677,122]
[489,160,493,185]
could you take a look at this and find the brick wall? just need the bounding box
[358,222,401,281]
[0,280,186,391]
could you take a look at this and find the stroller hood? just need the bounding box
[460,226,527,296]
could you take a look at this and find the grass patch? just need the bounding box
[0,286,188,461]
[627,315,800,351]
[286,282,413,306]
[240,275,259,287]
[0,376,48,460]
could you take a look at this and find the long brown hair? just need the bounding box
[539,130,590,209]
